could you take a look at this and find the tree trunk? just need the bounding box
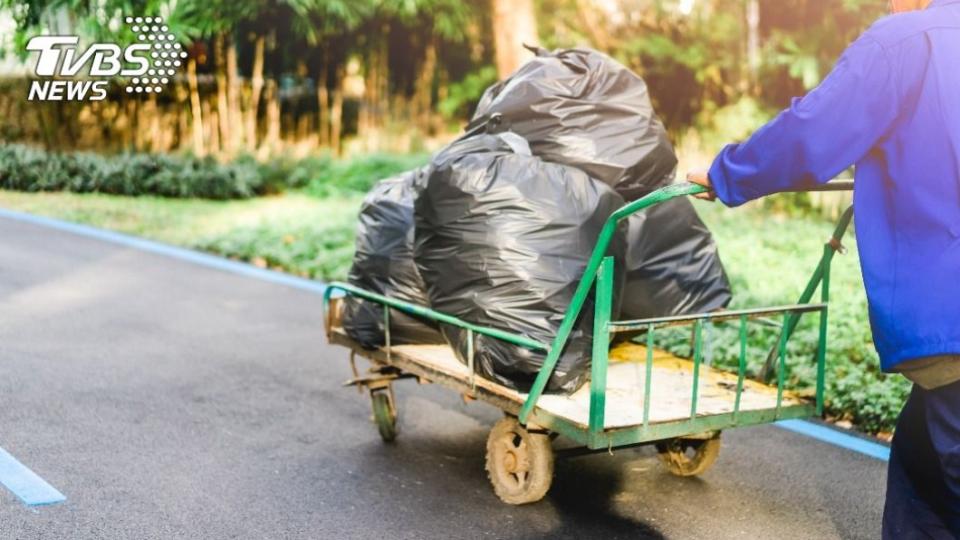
[264,78,281,154]
[317,55,330,147]
[133,98,143,150]
[226,34,242,152]
[358,26,390,150]
[378,23,389,132]
[745,0,761,93]
[125,99,136,149]
[204,100,220,154]
[147,93,161,151]
[176,85,190,152]
[56,100,77,149]
[246,33,266,152]
[330,65,345,156]
[187,57,205,156]
[491,0,538,78]
[358,49,373,141]
[576,0,613,50]
[414,37,437,132]
[434,66,449,133]
[214,34,230,155]
[90,101,109,149]
[297,109,310,141]
[35,107,52,150]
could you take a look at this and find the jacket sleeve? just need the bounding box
[709,35,898,206]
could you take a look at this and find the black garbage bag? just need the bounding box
[470,46,678,201]
[414,133,625,393]
[342,169,445,349]
[621,198,732,319]
[470,45,731,318]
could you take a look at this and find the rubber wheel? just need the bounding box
[371,390,397,443]
[656,433,721,477]
[485,417,554,505]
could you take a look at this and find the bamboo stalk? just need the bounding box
[246,33,266,152]
[187,57,205,156]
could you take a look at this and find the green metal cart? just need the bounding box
[323,181,854,505]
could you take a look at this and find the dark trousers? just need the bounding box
[883,380,960,539]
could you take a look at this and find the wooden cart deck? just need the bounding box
[329,328,805,431]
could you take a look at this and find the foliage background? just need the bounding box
[0,0,887,161]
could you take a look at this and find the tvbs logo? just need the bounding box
[26,16,186,101]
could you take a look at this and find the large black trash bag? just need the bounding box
[470,45,731,317]
[621,198,732,319]
[342,169,445,349]
[414,133,625,393]
[470,46,678,201]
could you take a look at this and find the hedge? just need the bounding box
[0,144,428,200]
[0,144,267,199]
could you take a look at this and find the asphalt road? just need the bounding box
[0,215,888,539]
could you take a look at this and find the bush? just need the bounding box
[194,220,357,280]
[0,144,427,200]
[302,153,428,197]
[0,144,263,199]
[689,96,772,153]
[232,153,333,195]
[438,66,498,121]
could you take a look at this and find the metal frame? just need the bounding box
[323,181,854,450]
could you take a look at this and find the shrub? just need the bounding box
[0,144,427,200]
[438,66,498,121]
[302,153,429,197]
[0,144,263,199]
[194,220,356,280]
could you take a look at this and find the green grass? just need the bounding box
[0,190,364,280]
[0,189,908,434]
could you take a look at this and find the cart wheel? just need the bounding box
[370,390,397,442]
[656,432,721,477]
[485,417,554,505]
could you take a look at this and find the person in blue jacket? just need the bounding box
[688,0,960,536]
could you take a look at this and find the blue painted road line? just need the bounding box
[0,446,65,506]
[0,208,327,295]
[0,207,891,462]
[776,419,890,461]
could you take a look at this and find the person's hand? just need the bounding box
[686,171,717,201]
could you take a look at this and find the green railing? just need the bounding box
[515,183,711,424]
[324,181,854,441]
[323,281,548,352]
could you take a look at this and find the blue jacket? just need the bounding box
[709,0,960,372]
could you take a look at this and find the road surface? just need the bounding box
[0,214,887,539]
